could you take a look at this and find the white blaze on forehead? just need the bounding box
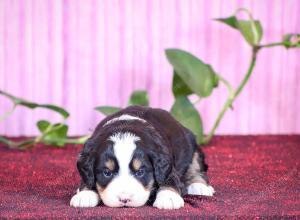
[100,132,150,207]
[104,114,146,126]
[109,132,139,174]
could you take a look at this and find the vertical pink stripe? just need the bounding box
[145,0,153,98]
[18,0,25,133]
[0,0,5,135]
[90,0,97,110]
[296,1,300,133]
[118,0,126,105]
[62,0,69,108]
[0,0,6,134]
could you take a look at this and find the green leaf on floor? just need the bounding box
[37,120,51,133]
[43,123,69,147]
[36,120,69,147]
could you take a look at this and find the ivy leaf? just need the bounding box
[37,105,69,118]
[37,120,51,133]
[0,90,69,118]
[172,71,193,98]
[237,20,263,45]
[36,120,69,147]
[282,34,300,48]
[166,49,219,98]
[42,123,69,147]
[19,103,69,119]
[215,16,238,29]
[128,90,149,106]
[170,96,203,144]
[215,16,263,45]
[94,106,121,116]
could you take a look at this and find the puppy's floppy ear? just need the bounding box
[149,149,186,194]
[148,148,172,185]
[77,139,96,189]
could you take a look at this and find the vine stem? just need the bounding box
[202,48,258,144]
[63,135,90,144]
[0,135,89,150]
[259,42,285,48]
[217,74,234,95]
[0,104,17,122]
[202,39,290,144]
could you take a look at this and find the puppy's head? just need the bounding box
[77,123,171,207]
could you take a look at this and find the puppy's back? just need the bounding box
[113,106,197,172]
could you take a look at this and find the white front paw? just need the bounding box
[70,190,100,207]
[153,189,184,209]
[187,183,215,196]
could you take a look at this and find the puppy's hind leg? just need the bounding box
[184,151,215,196]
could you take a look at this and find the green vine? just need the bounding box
[203,49,257,144]
[0,90,89,149]
[201,11,299,144]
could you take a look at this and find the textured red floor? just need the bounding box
[0,135,299,219]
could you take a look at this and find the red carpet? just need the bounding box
[0,135,299,219]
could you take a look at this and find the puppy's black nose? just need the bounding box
[119,198,130,204]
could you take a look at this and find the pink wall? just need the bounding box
[0,0,299,136]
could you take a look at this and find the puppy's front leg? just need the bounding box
[70,184,100,208]
[153,172,185,209]
[153,187,184,209]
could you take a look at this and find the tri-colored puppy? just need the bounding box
[70,106,214,209]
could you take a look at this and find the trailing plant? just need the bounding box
[96,8,300,144]
[0,90,89,149]
[0,8,299,149]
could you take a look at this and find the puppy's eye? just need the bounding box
[103,169,112,178]
[135,168,145,177]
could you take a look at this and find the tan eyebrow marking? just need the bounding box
[132,158,142,171]
[105,159,115,171]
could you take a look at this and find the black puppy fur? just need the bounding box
[76,105,209,203]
